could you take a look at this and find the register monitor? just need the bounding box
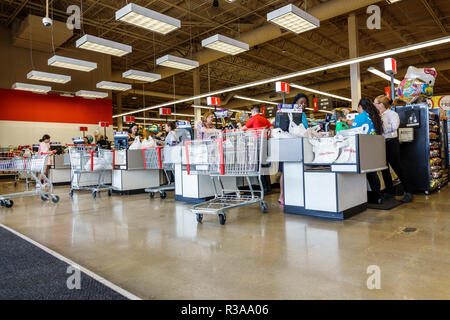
[113,132,128,150]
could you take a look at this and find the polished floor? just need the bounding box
[1,180,450,300]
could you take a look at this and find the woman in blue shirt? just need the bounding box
[350,98,384,204]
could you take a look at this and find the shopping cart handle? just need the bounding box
[40,151,56,155]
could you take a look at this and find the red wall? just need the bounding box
[0,88,112,125]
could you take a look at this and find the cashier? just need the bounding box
[292,93,309,129]
[128,123,139,146]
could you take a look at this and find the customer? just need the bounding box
[97,134,111,149]
[242,105,273,194]
[128,123,139,146]
[374,95,413,203]
[279,94,309,204]
[164,121,179,146]
[196,112,219,140]
[37,134,52,186]
[351,98,384,204]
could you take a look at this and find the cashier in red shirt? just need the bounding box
[242,105,272,129]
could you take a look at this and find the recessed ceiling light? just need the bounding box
[48,55,97,72]
[156,54,199,71]
[115,3,180,35]
[201,34,249,55]
[76,34,132,57]
[27,70,71,84]
[267,4,320,34]
[75,90,108,99]
[122,69,161,82]
[12,82,51,93]
[96,81,132,91]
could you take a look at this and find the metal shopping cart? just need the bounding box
[143,146,176,199]
[186,129,269,225]
[0,152,60,208]
[68,145,114,199]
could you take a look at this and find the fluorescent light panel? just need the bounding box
[76,34,132,57]
[75,90,108,99]
[27,70,71,84]
[234,95,278,105]
[367,67,401,85]
[122,69,161,82]
[12,82,51,93]
[48,55,97,72]
[192,105,251,114]
[114,35,450,118]
[156,54,199,71]
[290,83,352,102]
[202,34,249,55]
[267,4,320,34]
[96,81,132,91]
[115,3,180,35]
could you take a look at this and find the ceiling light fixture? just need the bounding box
[115,3,181,35]
[75,90,108,99]
[96,81,132,91]
[12,82,51,93]
[201,34,249,55]
[48,55,97,72]
[192,105,252,113]
[267,4,320,34]
[289,83,352,102]
[156,54,199,71]
[367,67,401,85]
[27,70,71,84]
[76,34,132,57]
[234,95,278,105]
[122,69,161,82]
[114,35,450,118]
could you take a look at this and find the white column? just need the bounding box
[193,68,202,123]
[348,13,361,111]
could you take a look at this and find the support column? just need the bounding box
[348,13,361,111]
[193,68,202,123]
[117,93,123,131]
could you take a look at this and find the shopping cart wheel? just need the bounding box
[92,191,97,199]
[196,214,203,223]
[41,195,49,201]
[160,191,167,199]
[261,201,268,213]
[5,200,14,208]
[69,190,73,198]
[51,195,60,203]
[149,192,155,198]
[108,189,112,197]
[219,213,226,225]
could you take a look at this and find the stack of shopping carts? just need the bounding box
[0,152,59,208]
[68,145,114,199]
[185,129,269,225]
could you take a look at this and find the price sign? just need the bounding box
[159,108,172,115]
[79,127,88,132]
[123,116,135,123]
[207,97,221,106]
[275,82,289,93]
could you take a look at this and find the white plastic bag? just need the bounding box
[288,112,307,137]
[141,136,156,149]
[271,128,292,139]
[84,157,112,171]
[309,137,340,163]
[334,136,357,164]
[129,137,142,150]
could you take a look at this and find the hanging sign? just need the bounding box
[385,87,392,99]
[207,97,221,106]
[313,98,318,112]
[384,58,397,75]
[159,108,172,115]
[123,116,135,123]
[79,127,88,132]
[99,121,109,127]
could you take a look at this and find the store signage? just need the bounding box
[313,98,318,112]
[385,87,391,99]
[207,97,221,106]
[159,108,172,115]
[99,121,109,127]
[318,97,332,110]
[384,58,397,74]
[79,126,88,131]
[277,104,302,113]
[264,105,277,118]
[275,82,289,93]
[123,116,135,123]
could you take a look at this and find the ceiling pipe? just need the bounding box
[111,0,382,83]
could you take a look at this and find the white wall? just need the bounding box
[0,120,113,146]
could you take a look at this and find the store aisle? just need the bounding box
[0,181,450,300]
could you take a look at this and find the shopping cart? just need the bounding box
[186,129,269,225]
[68,145,114,199]
[143,146,175,199]
[0,152,60,208]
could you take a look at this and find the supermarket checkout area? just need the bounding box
[268,134,387,219]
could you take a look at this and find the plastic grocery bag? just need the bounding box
[288,113,307,137]
[84,157,112,171]
[129,137,142,150]
[336,124,369,136]
[271,128,292,139]
[334,136,357,164]
[141,136,156,149]
[309,137,340,163]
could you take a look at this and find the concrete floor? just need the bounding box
[1,181,450,300]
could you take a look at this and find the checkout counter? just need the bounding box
[268,134,386,219]
[49,153,71,184]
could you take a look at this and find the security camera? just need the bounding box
[42,16,52,27]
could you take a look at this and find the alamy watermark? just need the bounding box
[366,5,381,30]
[66,5,81,30]
[67,265,81,290]
[366,265,381,290]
